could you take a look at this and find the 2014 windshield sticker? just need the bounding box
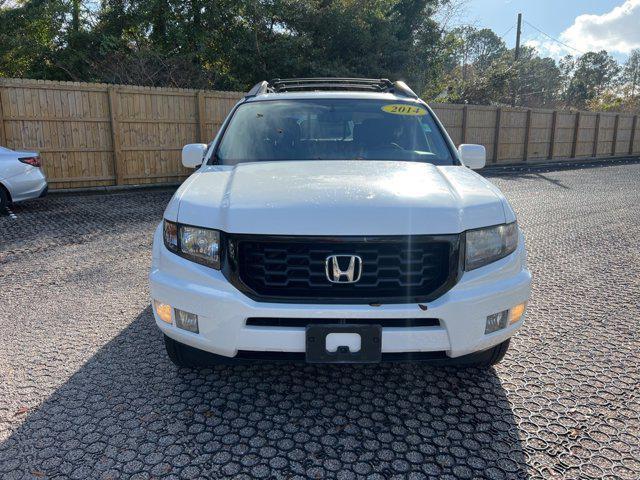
[381,104,427,116]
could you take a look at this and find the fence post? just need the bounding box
[548,110,558,160]
[570,111,581,158]
[493,107,502,164]
[611,114,620,156]
[197,91,207,144]
[461,105,468,144]
[107,87,123,186]
[0,86,6,147]
[523,109,532,162]
[629,115,638,155]
[593,113,601,157]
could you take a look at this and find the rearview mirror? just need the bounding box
[182,143,208,168]
[458,144,486,170]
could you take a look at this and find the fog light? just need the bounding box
[509,302,527,325]
[175,309,199,333]
[485,310,508,334]
[153,300,172,324]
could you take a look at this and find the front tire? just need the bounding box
[164,334,190,367]
[464,339,511,368]
[0,187,8,211]
[164,334,234,367]
[486,338,511,366]
[164,334,211,368]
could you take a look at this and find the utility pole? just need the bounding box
[511,13,522,107]
[515,13,522,61]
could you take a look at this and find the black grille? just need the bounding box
[246,318,440,328]
[224,235,461,304]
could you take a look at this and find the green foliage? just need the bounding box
[622,49,640,100]
[561,50,620,108]
[0,0,69,79]
[587,51,640,113]
[442,56,515,105]
[0,0,635,113]
[441,29,563,108]
[450,26,507,74]
[586,92,625,112]
[438,26,511,105]
[511,46,561,108]
[0,0,452,91]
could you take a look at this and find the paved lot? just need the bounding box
[1,160,639,480]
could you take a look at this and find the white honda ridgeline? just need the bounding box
[150,78,531,368]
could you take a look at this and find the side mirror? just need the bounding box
[182,143,208,168]
[458,144,486,170]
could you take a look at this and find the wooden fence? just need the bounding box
[0,78,243,189]
[0,78,638,190]
[432,103,640,164]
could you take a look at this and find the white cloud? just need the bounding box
[525,0,640,60]
[561,0,640,54]
[524,39,568,60]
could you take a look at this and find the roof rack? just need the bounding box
[245,78,418,98]
[245,80,273,97]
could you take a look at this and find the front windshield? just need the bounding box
[215,99,456,165]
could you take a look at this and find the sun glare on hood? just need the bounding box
[380,165,450,198]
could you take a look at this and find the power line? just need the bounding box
[498,25,514,40]
[446,23,514,40]
[523,20,585,55]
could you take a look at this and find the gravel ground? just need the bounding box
[0,159,639,480]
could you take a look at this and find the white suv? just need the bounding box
[150,78,531,367]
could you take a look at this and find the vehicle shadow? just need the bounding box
[0,307,529,479]
[482,156,640,189]
[0,189,175,264]
[489,171,571,190]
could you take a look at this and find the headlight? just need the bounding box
[465,222,518,271]
[163,220,221,269]
[163,220,178,252]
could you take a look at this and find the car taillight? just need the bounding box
[19,156,41,167]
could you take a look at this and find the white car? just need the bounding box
[0,146,48,210]
[150,78,531,367]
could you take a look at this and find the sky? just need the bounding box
[456,0,640,62]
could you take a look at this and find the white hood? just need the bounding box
[169,161,512,235]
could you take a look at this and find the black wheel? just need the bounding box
[472,339,511,367]
[448,339,511,368]
[164,334,190,367]
[164,334,213,368]
[485,338,511,366]
[0,187,8,211]
[164,334,233,367]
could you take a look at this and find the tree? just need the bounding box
[449,26,506,80]
[0,0,630,114]
[563,50,620,108]
[440,26,509,104]
[0,0,70,79]
[622,49,640,101]
[558,54,575,102]
[442,29,563,108]
[511,46,561,108]
[466,28,506,71]
[442,54,515,105]
[587,49,640,113]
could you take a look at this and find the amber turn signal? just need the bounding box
[153,300,173,324]
[509,302,527,325]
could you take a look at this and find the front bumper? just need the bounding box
[149,225,531,359]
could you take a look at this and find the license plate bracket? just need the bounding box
[305,324,382,363]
